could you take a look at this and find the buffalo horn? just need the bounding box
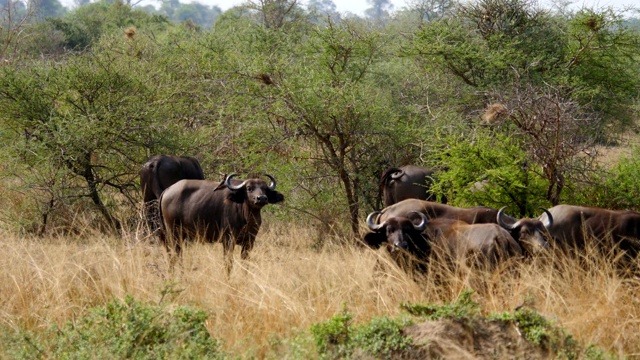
[410,212,428,232]
[265,174,276,190]
[390,169,405,180]
[540,207,553,228]
[225,173,247,191]
[366,211,384,231]
[497,206,515,230]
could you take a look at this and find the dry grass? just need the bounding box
[1,223,639,358]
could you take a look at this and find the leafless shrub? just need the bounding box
[487,83,601,205]
[0,0,34,64]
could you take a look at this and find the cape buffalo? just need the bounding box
[539,204,640,262]
[139,155,205,232]
[363,211,431,274]
[379,165,445,207]
[427,218,523,269]
[377,199,551,256]
[363,211,522,275]
[159,174,284,273]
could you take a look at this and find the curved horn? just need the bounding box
[264,174,276,190]
[540,207,553,228]
[390,169,405,180]
[366,211,384,231]
[410,211,428,232]
[497,206,515,230]
[225,173,247,191]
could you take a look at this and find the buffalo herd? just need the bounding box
[140,157,640,276]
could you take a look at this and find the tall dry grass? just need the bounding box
[1,222,639,357]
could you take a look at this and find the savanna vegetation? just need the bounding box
[0,0,639,357]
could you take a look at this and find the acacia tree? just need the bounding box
[0,32,201,233]
[262,21,399,237]
[411,0,640,123]
[409,0,639,204]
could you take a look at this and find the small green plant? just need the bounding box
[310,306,354,359]
[400,289,480,320]
[351,316,413,358]
[489,308,582,356]
[490,308,553,345]
[3,296,224,359]
[310,305,414,359]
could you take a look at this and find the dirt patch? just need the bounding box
[399,318,550,359]
[595,127,640,168]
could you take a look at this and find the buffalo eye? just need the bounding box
[246,186,254,192]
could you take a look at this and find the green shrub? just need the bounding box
[351,316,413,358]
[489,308,581,356]
[577,147,640,210]
[2,296,224,359]
[310,306,354,359]
[310,305,414,359]
[433,130,550,217]
[400,289,480,320]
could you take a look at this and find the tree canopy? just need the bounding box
[0,0,638,236]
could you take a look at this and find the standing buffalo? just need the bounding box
[363,211,522,275]
[159,174,284,273]
[539,204,640,262]
[139,155,205,232]
[377,199,551,256]
[379,165,445,207]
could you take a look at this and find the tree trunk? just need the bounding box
[82,162,121,232]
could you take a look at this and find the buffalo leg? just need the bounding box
[222,235,235,275]
[160,226,182,270]
[240,237,255,260]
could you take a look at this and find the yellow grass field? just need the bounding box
[1,221,639,358]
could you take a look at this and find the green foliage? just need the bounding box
[400,289,480,320]
[48,1,170,50]
[310,306,354,359]
[575,147,640,210]
[411,0,640,125]
[0,29,205,232]
[2,296,224,359]
[310,305,413,359]
[432,129,549,217]
[351,316,413,358]
[565,9,640,124]
[489,308,580,355]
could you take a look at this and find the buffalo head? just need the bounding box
[225,173,284,208]
[497,207,552,254]
[364,211,428,253]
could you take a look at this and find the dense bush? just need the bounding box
[1,296,224,359]
[0,0,638,236]
[432,130,550,217]
[310,305,413,359]
[572,147,640,210]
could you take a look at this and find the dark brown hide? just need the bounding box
[427,218,523,269]
[159,175,284,273]
[377,199,550,256]
[139,155,205,232]
[540,204,640,261]
[379,165,444,207]
[363,213,522,275]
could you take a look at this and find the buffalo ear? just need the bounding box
[363,231,386,249]
[268,190,285,204]
[226,189,246,204]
